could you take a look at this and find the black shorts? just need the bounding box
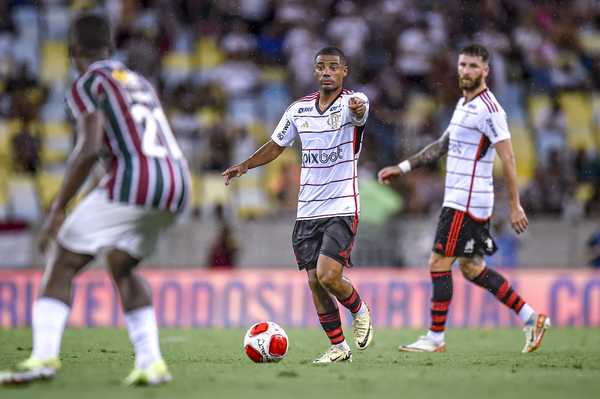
[292,216,357,270]
[432,207,497,258]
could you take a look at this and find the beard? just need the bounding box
[459,74,483,91]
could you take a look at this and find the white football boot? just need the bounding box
[312,344,352,364]
[0,357,61,385]
[352,306,373,350]
[399,335,446,353]
[522,314,551,353]
[123,359,172,386]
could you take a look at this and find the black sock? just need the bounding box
[470,267,525,314]
[430,271,453,332]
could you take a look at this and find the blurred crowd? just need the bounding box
[1,0,600,226]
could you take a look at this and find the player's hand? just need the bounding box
[510,204,528,234]
[222,162,249,186]
[348,97,366,119]
[38,207,65,253]
[377,165,403,185]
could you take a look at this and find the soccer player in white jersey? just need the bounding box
[378,44,550,353]
[1,13,189,385]
[223,46,373,363]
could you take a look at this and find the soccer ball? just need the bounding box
[243,321,289,363]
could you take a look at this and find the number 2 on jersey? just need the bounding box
[131,104,183,159]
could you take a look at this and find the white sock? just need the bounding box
[427,330,445,344]
[31,297,70,360]
[124,306,162,369]
[335,340,350,351]
[353,301,368,317]
[518,303,536,324]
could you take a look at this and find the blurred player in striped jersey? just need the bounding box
[378,44,550,353]
[1,12,189,386]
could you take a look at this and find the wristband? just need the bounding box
[398,160,411,173]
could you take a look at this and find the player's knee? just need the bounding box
[49,249,91,278]
[428,256,449,271]
[307,270,321,291]
[106,250,139,282]
[316,267,340,289]
[459,259,484,280]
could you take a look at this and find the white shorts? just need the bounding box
[57,188,177,259]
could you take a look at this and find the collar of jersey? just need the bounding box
[88,59,125,71]
[315,90,344,115]
[462,87,488,105]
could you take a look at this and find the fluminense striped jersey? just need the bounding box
[65,60,190,213]
[271,89,369,220]
[443,88,510,220]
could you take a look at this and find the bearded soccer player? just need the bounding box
[1,13,189,385]
[378,44,550,353]
[223,47,373,363]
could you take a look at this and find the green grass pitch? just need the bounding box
[1,328,599,399]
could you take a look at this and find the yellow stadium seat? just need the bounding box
[40,41,69,83]
[192,37,224,70]
[202,172,230,208]
[591,94,600,149]
[36,171,64,211]
[498,124,535,186]
[41,121,72,166]
[403,94,436,131]
[527,94,551,123]
[191,172,204,210]
[261,66,287,83]
[235,172,268,219]
[162,51,192,76]
[559,92,595,150]
[0,126,8,207]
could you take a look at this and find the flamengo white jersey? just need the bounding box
[443,88,510,220]
[271,89,369,220]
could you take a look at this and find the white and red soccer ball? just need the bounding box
[243,321,289,363]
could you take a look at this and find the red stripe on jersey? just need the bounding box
[155,127,178,209]
[70,79,87,114]
[95,70,150,205]
[299,91,319,100]
[482,92,498,112]
[101,133,119,199]
[164,156,176,209]
[465,136,487,214]
[107,156,118,200]
[351,127,360,232]
[480,92,494,113]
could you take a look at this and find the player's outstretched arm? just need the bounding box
[222,140,285,186]
[39,111,105,252]
[377,131,449,184]
[348,95,368,124]
[495,138,528,234]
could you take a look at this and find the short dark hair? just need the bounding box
[70,12,113,57]
[314,46,347,65]
[459,44,490,63]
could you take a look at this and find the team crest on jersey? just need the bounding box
[327,113,341,129]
